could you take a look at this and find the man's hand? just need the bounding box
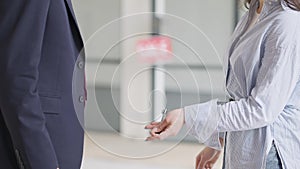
[145,108,185,141]
[195,138,223,169]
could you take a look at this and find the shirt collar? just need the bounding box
[249,0,288,20]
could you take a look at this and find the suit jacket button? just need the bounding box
[78,61,84,69]
[79,96,85,103]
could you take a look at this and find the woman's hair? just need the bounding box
[245,0,300,11]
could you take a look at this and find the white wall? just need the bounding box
[161,0,235,96]
[72,0,122,131]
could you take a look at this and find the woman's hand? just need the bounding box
[195,138,223,169]
[195,146,222,169]
[145,108,185,141]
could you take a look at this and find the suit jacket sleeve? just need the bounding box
[0,1,59,168]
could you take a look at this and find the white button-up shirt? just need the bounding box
[184,0,300,168]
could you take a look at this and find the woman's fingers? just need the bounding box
[198,161,205,169]
[145,108,185,141]
[195,146,222,169]
[151,122,160,125]
[145,135,160,141]
[195,156,201,169]
[203,161,214,169]
[144,122,161,129]
[144,124,157,129]
[145,120,171,141]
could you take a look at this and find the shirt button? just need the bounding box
[78,61,84,69]
[79,96,85,103]
[268,1,272,5]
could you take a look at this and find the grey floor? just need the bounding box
[81,131,223,169]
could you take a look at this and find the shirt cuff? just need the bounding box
[184,99,223,150]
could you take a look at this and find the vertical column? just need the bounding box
[152,65,166,121]
[120,0,153,138]
[152,0,167,122]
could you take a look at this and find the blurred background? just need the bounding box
[71,0,246,168]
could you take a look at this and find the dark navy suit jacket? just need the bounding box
[0,0,85,168]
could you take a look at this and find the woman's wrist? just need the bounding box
[219,137,224,147]
[179,108,185,124]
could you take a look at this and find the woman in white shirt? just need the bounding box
[145,0,300,169]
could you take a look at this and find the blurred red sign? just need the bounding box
[136,36,173,63]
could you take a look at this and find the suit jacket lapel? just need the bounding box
[64,0,81,27]
[64,0,84,50]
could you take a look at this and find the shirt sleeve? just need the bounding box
[184,17,300,150]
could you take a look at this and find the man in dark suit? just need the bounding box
[0,0,86,168]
